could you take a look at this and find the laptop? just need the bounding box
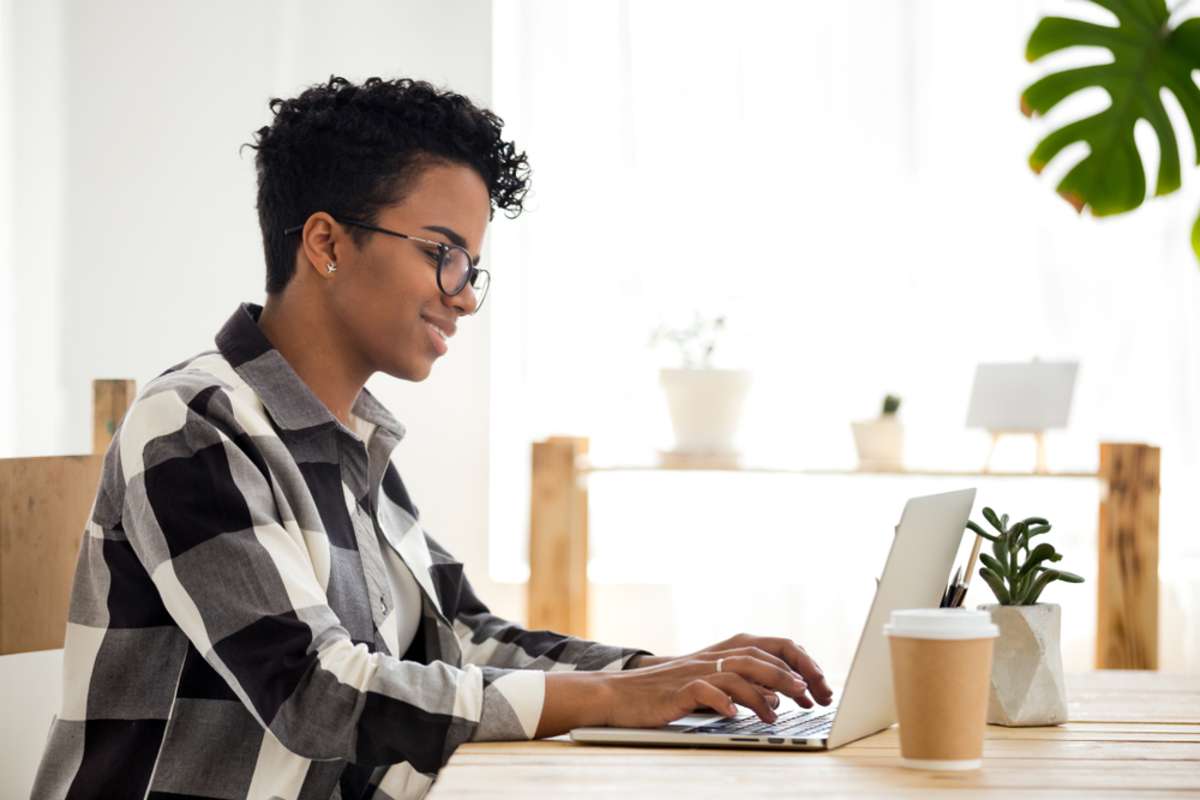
[570,488,976,751]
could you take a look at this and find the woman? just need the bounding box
[33,76,832,800]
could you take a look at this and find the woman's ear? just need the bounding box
[298,212,343,280]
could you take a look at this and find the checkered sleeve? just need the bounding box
[117,382,547,773]
[432,539,652,673]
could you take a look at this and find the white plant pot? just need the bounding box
[977,603,1068,726]
[851,416,904,470]
[659,368,752,455]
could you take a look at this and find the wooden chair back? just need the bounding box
[0,380,135,654]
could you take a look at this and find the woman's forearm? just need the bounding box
[534,671,615,738]
[625,654,670,669]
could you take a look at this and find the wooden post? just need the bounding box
[93,379,136,455]
[528,437,589,637]
[1096,442,1160,670]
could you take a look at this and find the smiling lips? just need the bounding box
[422,315,454,356]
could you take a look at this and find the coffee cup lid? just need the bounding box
[883,608,999,640]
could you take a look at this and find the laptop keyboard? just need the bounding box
[684,707,837,738]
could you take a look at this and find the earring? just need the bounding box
[326,262,337,274]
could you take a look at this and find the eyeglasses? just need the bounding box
[283,217,491,312]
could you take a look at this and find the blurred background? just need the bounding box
[1,5,1197,784]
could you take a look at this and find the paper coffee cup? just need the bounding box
[884,608,998,770]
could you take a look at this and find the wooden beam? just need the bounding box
[1096,443,1160,670]
[528,437,589,637]
[93,378,136,455]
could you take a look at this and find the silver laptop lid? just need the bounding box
[825,488,976,748]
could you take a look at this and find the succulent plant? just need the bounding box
[881,394,901,416]
[968,507,1084,605]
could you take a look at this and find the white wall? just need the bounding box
[0,0,11,455]
[2,0,67,458]
[51,0,512,605]
[1,1,511,794]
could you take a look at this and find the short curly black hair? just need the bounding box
[244,75,531,294]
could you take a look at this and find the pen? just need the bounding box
[954,528,985,607]
[940,566,961,608]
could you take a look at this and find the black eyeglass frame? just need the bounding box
[283,217,490,311]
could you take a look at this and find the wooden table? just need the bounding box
[430,671,1200,798]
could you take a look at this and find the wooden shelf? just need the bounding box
[580,456,1100,479]
[529,437,1161,670]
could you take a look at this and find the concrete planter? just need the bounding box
[977,603,1068,726]
[659,368,751,455]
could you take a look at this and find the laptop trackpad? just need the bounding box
[662,713,723,730]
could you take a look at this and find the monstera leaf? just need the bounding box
[1021,0,1200,261]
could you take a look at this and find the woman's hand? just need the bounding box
[627,633,834,709]
[596,649,813,730]
[535,635,836,738]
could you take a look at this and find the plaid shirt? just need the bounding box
[32,302,648,800]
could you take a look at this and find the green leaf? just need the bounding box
[992,530,1009,568]
[1021,519,1051,545]
[1193,206,1200,263]
[980,567,1012,605]
[1019,543,1060,576]
[1022,3,1200,224]
[1024,570,1059,604]
[1053,569,1086,583]
[1026,523,1052,539]
[982,507,1004,533]
[1026,569,1087,603]
[1010,522,1028,553]
[980,552,1009,578]
[1021,571,1040,603]
[1000,513,1010,531]
[967,520,998,542]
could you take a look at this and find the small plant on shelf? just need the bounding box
[648,313,726,369]
[881,394,901,417]
[851,393,904,470]
[649,312,749,457]
[968,507,1084,605]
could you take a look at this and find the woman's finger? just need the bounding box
[726,637,834,706]
[692,682,778,712]
[705,672,777,723]
[702,655,811,708]
[774,639,834,704]
[682,679,737,717]
[717,646,799,679]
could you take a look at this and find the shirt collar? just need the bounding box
[215,302,407,442]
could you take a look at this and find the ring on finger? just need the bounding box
[715,657,725,673]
